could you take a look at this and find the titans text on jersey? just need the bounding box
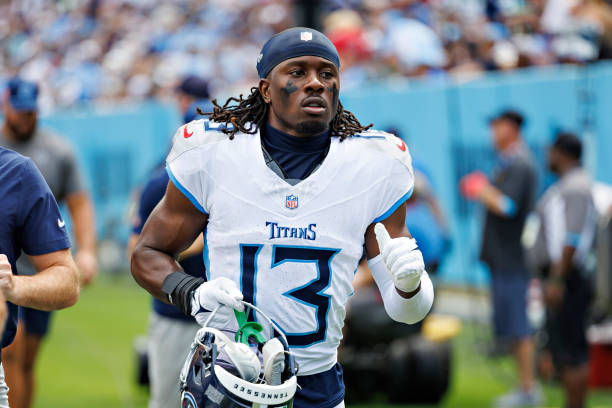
[266,222,317,240]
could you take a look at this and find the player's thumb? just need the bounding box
[374,223,391,252]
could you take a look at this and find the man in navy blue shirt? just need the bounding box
[127,76,208,408]
[0,147,79,406]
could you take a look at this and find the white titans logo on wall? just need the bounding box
[300,31,313,41]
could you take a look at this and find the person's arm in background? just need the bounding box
[0,251,79,311]
[61,143,98,286]
[352,258,374,292]
[177,234,204,261]
[66,192,97,286]
[460,163,530,217]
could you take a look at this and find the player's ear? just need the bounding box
[259,78,271,104]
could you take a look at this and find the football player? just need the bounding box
[131,27,434,407]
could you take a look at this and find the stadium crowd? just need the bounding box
[2,0,612,111]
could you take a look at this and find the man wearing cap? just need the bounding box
[1,78,97,408]
[460,110,540,407]
[132,27,434,407]
[126,75,211,408]
[524,132,596,408]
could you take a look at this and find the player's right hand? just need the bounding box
[0,254,14,298]
[190,277,244,327]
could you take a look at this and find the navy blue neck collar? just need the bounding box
[263,123,330,153]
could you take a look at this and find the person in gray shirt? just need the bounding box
[524,132,596,408]
[0,78,98,408]
[460,110,540,407]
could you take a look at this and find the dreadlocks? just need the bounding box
[199,87,372,141]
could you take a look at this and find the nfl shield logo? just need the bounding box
[285,194,299,209]
[300,31,313,41]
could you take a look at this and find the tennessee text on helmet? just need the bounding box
[180,301,298,408]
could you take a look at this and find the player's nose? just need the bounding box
[304,70,324,93]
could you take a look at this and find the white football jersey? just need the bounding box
[166,120,414,375]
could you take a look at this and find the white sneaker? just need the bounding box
[493,386,543,407]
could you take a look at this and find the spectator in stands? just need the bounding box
[524,132,596,408]
[4,0,612,110]
[460,110,540,407]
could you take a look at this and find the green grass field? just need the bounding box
[31,274,612,407]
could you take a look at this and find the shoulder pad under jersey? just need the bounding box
[349,129,413,172]
[167,119,233,162]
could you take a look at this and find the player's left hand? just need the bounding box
[74,249,98,287]
[374,223,424,293]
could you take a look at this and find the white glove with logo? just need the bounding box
[374,223,425,293]
[190,277,244,327]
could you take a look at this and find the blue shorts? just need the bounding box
[18,307,53,337]
[294,363,344,408]
[490,272,532,340]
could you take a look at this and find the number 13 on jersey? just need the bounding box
[239,244,341,347]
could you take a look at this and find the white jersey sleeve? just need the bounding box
[165,119,229,214]
[353,129,415,223]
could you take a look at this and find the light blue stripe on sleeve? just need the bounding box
[499,195,517,217]
[373,186,414,223]
[165,165,208,214]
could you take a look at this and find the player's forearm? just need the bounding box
[131,243,183,301]
[368,255,433,324]
[10,259,79,310]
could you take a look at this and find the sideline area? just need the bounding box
[33,273,612,408]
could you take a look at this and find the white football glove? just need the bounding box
[374,223,425,293]
[190,277,244,327]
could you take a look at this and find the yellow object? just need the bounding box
[422,314,462,342]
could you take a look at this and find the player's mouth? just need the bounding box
[301,97,327,115]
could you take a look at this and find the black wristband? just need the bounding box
[162,271,205,316]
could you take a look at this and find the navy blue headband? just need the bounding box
[256,27,340,78]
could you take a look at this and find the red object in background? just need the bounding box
[589,343,612,387]
[459,171,489,199]
[328,28,372,62]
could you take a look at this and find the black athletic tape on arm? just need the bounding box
[162,271,205,316]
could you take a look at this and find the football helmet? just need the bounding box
[180,301,298,408]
